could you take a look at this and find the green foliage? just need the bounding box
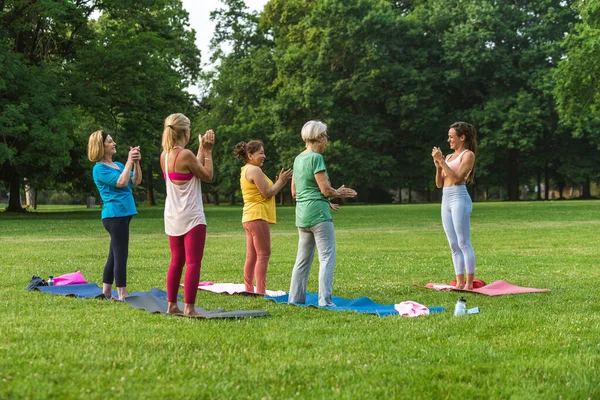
[555,0,600,143]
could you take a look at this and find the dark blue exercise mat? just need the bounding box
[265,292,444,317]
[124,294,271,319]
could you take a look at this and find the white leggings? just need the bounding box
[441,185,475,275]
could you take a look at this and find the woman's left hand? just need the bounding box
[277,168,293,183]
[329,203,340,211]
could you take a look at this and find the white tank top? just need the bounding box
[164,151,206,236]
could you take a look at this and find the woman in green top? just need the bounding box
[288,120,357,307]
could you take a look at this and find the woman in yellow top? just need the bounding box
[234,140,293,294]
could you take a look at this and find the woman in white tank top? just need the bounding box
[160,113,215,317]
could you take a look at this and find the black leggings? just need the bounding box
[102,216,132,287]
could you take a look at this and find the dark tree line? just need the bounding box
[2,0,599,211]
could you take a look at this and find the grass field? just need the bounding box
[1,201,599,399]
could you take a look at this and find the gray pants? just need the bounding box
[288,221,336,307]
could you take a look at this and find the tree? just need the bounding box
[73,0,201,206]
[0,0,94,212]
[555,0,600,145]
[414,0,577,200]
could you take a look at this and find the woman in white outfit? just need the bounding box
[160,113,215,316]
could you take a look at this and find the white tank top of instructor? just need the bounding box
[164,151,206,236]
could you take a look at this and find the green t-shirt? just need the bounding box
[293,152,332,227]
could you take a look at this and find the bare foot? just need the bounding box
[167,303,183,314]
[117,287,128,300]
[183,310,204,317]
[454,283,466,290]
[464,285,473,291]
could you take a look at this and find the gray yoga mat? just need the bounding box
[124,293,270,319]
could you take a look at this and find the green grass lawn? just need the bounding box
[1,201,599,399]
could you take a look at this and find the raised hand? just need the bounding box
[336,185,357,199]
[431,147,444,164]
[200,129,215,151]
[128,146,141,163]
[277,168,293,184]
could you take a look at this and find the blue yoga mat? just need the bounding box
[35,283,169,299]
[264,292,444,317]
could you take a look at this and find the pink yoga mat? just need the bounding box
[422,280,550,296]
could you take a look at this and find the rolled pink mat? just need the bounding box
[53,271,88,286]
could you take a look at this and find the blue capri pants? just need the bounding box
[441,185,475,275]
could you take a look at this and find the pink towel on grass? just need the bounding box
[53,271,88,286]
[423,280,549,296]
[394,301,430,317]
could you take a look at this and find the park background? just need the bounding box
[2,1,600,399]
[2,0,600,210]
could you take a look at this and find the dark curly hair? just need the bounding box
[233,140,264,162]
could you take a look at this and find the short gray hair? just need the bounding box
[301,120,327,142]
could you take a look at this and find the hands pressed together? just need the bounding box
[431,146,444,166]
[128,146,141,164]
[200,129,215,151]
[336,185,357,199]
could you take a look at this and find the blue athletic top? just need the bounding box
[92,162,137,219]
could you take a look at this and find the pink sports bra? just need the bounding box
[442,149,471,178]
[163,149,193,181]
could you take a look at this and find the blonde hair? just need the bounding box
[162,113,191,151]
[87,130,106,162]
[301,120,327,142]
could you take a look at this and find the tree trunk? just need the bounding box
[536,171,542,200]
[146,164,156,206]
[581,177,591,199]
[231,190,236,205]
[544,164,550,200]
[7,168,24,212]
[558,184,565,199]
[398,187,402,203]
[507,149,519,201]
[408,186,412,204]
[25,182,36,208]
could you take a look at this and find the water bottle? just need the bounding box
[454,297,466,316]
[48,276,54,287]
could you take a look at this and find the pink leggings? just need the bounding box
[243,220,271,294]
[167,224,206,304]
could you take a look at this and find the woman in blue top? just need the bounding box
[88,130,142,300]
[288,121,357,307]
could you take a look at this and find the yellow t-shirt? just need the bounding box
[240,164,276,224]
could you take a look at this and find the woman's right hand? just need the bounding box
[200,129,215,151]
[431,147,443,166]
[128,146,141,164]
[336,185,357,198]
